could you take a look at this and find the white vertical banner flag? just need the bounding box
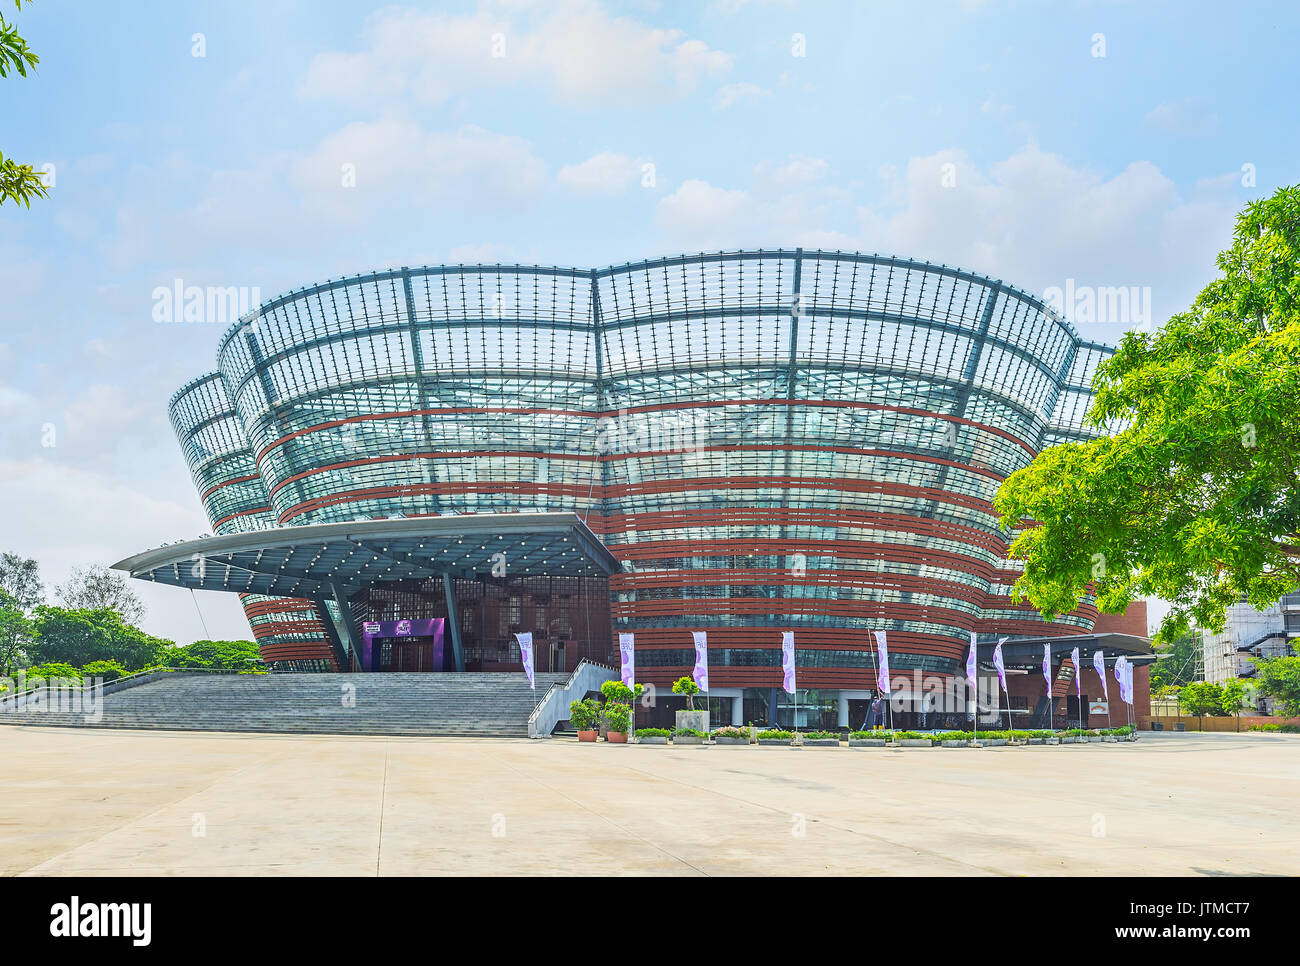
[1042,642,1053,696]
[691,631,709,692]
[1094,649,1108,701]
[966,632,978,693]
[515,632,535,689]
[781,631,796,695]
[874,630,891,694]
[992,637,1008,695]
[1114,655,1129,704]
[619,633,635,688]
[1071,646,1082,699]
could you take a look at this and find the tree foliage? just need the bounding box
[162,639,261,670]
[996,186,1300,644]
[1148,633,1201,691]
[0,1,47,208]
[56,564,146,626]
[1253,655,1300,717]
[0,590,35,673]
[28,606,168,671]
[0,552,43,610]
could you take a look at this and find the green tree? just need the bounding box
[29,606,168,671]
[1149,633,1201,691]
[995,186,1300,645]
[671,675,701,710]
[1252,654,1300,717]
[1178,681,1225,731]
[56,564,146,626]
[164,639,261,670]
[0,590,35,674]
[1,1,48,207]
[1220,678,1249,731]
[0,552,43,610]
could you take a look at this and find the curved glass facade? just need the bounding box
[168,373,335,669]
[171,251,1113,685]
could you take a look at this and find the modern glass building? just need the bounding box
[125,250,1151,728]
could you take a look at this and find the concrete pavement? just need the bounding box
[2,728,1296,876]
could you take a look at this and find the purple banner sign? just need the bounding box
[361,618,445,671]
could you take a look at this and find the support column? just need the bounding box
[732,696,744,726]
[837,694,850,728]
[443,574,466,672]
[327,581,363,671]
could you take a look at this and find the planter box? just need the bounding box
[801,738,840,747]
[1027,738,1044,745]
[941,740,970,748]
[849,738,887,747]
[712,737,750,746]
[675,710,709,734]
[1102,736,1118,743]
[577,730,599,743]
[1045,737,1061,745]
[1061,736,1079,744]
[672,735,705,745]
[757,738,792,746]
[607,732,627,744]
[898,739,931,747]
[1084,736,1101,743]
[636,736,668,745]
[983,738,1007,747]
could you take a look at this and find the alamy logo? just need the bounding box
[49,896,151,946]
[152,279,261,324]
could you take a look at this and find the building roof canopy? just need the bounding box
[112,513,619,600]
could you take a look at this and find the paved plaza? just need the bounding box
[2,728,1295,876]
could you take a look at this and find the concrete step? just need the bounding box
[0,671,571,737]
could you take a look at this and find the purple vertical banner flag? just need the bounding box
[619,633,635,688]
[874,630,891,694]
[966,631,978,693]
[1071,646,1082,698]
[1094,649,1108,701]
[992,637,1008,695]
[1042,642,1053,696]
[691,631,709,692]
[781,631,796,695]
[515,632,535,689]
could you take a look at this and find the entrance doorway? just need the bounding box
[377,638,443,672]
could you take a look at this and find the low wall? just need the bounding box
[1141,715,1300,732]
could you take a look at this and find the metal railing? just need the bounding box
[527,660,618,738]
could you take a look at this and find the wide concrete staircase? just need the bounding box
[0,672,570,737]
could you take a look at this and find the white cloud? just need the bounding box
[558,151,648,196]
[653,144,1241,336]
[291,120,548,216]
[299,2,733,109]
[713,80,770,110]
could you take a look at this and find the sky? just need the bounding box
[1,0,1297,644]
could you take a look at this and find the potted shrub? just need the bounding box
[756,728,794,746]
[570,698,601,742]
[603,701,631,743]
[673,727,707,745]
[711,725,751,745]
[848,730,890,747]
[977,730,1009,747]
[634,727,670,745]
[800,730,840,747]
[672,676,709,735]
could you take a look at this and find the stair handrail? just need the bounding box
[526,659,618,738]
[0,665,263,712]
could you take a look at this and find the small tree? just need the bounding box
[1220,679,1249,731]
[672,675,701,710]
[0,591,34,674]
[1252,655,1300,717]
[1178,681,1225,731]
